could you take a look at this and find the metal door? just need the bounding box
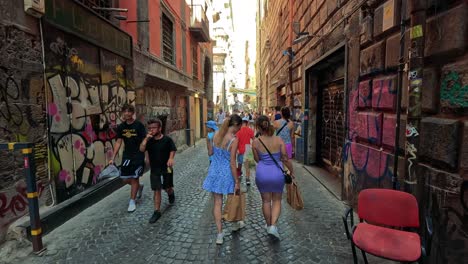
[319,82,345,175]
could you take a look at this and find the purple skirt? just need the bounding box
[285,143,293,159]
[255,161,284,193]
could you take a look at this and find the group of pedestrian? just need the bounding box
[110,104,296,245]
[204,106,295,244]
[110,104,177,224]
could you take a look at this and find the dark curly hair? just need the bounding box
[255,115,274,136]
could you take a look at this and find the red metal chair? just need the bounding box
[342,188,432,263]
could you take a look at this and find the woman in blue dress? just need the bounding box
[203,114,242,245]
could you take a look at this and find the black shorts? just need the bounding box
[120,159,144,179]
[150,169,174,191]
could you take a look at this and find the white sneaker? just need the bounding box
[127,200,136,212]
[232,221,246,232]
[216,233,224,245]
[267,225,280,239]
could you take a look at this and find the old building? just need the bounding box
[120,0,212,144]
[0,0,212,245]
[0,0,135,241]
[256,0,468,262]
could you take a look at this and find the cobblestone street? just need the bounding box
[15,141,370,264]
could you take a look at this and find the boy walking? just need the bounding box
[236,117,255,185]
[110,104,146,212]
[139,119,177,223]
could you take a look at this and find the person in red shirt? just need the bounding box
[236,117,255,185]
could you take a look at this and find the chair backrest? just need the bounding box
[358,188,419,228]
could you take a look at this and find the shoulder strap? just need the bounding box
[225,137,236,150]
[258,138,286,174]
[276,120,288,136]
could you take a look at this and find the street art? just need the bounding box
[137,88,188,146]
[440,71,468,109]
[0,181,44,222]
[0,66,23,128]
[44,30,133,201]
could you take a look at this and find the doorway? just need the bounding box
[304,46,345,178]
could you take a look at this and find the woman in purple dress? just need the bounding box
[252,115,294,239]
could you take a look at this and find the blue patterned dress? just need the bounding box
[203,139,235,194]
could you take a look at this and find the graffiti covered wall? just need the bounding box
[0,22,51,242]
[44,24,134,202]
[343,2,468,262]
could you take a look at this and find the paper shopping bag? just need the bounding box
[223,193,246,222]
[287,181,304,210]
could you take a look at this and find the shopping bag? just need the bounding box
[287,181,304,210]
[223,193,246,222]
[98,164,120,180]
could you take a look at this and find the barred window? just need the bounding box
[162,14,174,64]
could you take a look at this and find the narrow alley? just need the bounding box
[16,141,358,264]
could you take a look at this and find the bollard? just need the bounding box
[23,145,45,253]
[1,143,45,254]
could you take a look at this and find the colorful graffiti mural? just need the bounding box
[344,78,401,202]
[44,25,133,201]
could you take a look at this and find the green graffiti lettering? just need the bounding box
[441,71,468,108]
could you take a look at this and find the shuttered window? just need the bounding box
[162,14,174,64]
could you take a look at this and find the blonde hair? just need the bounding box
[213,114,242,147]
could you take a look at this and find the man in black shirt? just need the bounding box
[139,119,177,223]
[110,104,146,213]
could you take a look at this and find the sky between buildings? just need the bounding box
[230,0,257,88]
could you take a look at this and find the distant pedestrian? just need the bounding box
[271,106,282,121]
[236,117,255,185]
[274,107,295,159]
[205,120,218,163]
[110,104,146,213]
[216,109,226,125]
[203,115,243,245]
[252,115,295,239]
[139,119,177,223]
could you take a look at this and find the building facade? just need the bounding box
[256,0,467,262]
[120,0,212,144]
[0,0,212,244]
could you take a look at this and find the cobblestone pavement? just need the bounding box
[14,141,385,264]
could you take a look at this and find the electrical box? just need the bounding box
[24,0,45,18]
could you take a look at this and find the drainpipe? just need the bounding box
[392,1,409,190]
[405,0,426,193]
[288,0,294,107]
[39,18,56,206]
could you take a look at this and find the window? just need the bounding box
[77,0,112,19]
[192,45,198,79]
[182,29,187,72]
[162,13,174,64]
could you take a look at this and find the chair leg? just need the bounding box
[361,250,368,264]
[350,241,358,264]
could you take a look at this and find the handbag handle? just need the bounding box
[258,137,287,175]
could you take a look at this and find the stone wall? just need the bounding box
[0,1,50,243]
[258,0,467,262]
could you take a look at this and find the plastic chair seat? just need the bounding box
[353,222,421,262]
